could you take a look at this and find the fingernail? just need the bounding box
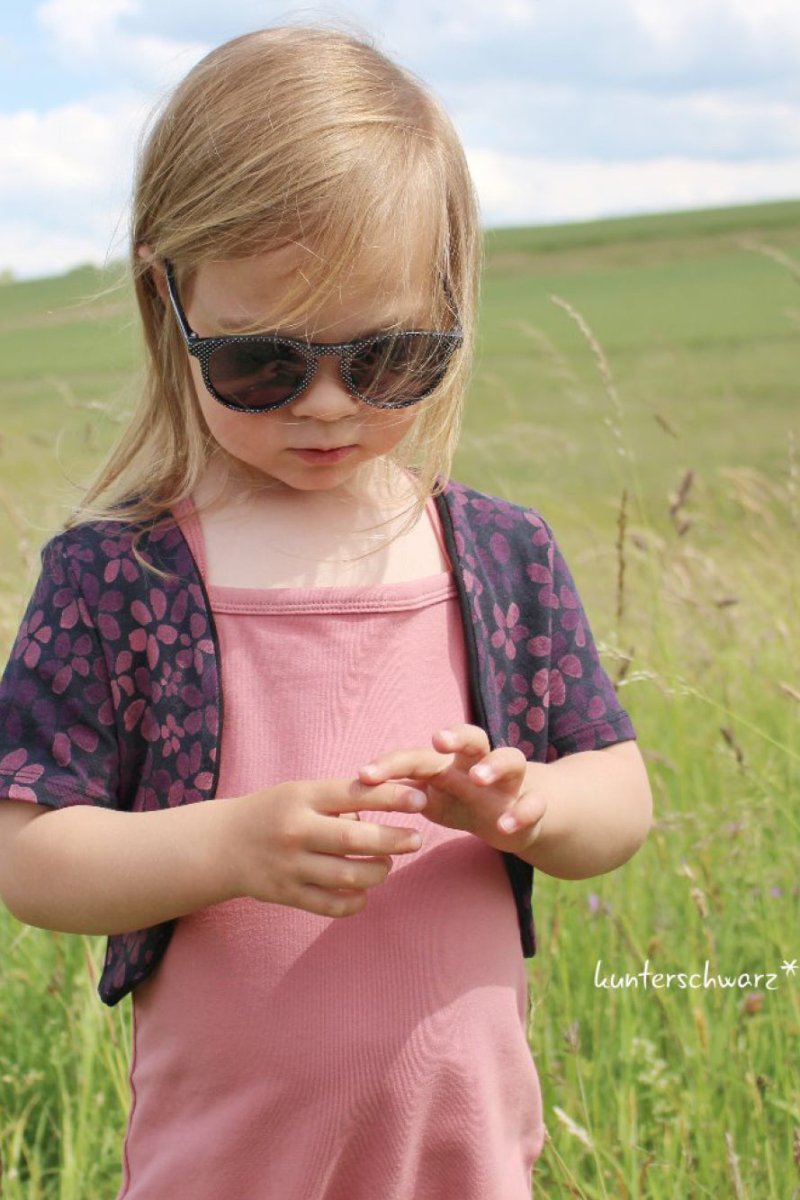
[438,730,455,747]
[498,814,518,833]
[473,765,493,782]
[405,789,427,808]
[360,763,379,777]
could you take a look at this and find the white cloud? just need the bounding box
[0,220,120,278]
[36,0,208,90]
[469,149,800,226]
[444,78,800,160]
[400,0,800,92]
[1,0,798,277]
[37,0,139,57]
[0,98,142,275]
[0,102,134,196]
[629,0,800,51]
[433,0,538,40]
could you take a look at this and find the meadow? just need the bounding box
[0,199,798,1197]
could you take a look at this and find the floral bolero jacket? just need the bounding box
[0,479,635,1005]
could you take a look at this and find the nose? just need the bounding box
[289,355,360,420]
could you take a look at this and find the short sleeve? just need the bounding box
[0,538,120,809]
[541,528,635,760]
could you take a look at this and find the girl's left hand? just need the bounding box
[357,724,547,854]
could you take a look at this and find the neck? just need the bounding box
[195,453,416,519]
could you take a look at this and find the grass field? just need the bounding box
[0,199,799,1198]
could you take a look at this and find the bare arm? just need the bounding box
[358,727,653,882]
[511,740,653,878]
[0,780,426,935]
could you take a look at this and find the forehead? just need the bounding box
[190,242,437,339]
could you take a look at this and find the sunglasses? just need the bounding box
[163,261,462,414]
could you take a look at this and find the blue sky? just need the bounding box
[2,0,799,277]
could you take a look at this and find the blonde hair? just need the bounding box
[68,25,481,540]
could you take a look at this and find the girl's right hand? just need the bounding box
[223,779,427,917]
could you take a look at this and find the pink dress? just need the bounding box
[118,496,545,1199]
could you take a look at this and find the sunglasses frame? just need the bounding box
[162,260,462,414]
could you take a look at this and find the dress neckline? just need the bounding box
[170,492,454,612]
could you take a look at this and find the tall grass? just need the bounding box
[515,303,799,1198]
[1,203,799,1196]
[0,929,129,1197]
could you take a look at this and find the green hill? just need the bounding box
[1,195,799,568]
[0,199,799,1198]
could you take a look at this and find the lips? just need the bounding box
[291,445,356,464]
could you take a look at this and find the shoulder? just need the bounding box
[438,478,554,551]
[40,512,196,588]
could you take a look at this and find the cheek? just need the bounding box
[369,406,418,444]
[189,361,260,450]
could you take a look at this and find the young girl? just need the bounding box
[0,26,652,1199]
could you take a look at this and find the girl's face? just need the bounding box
[175,247,431,499]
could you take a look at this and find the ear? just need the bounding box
[137,243,168,304]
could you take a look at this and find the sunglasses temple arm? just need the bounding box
[162,260,198,343]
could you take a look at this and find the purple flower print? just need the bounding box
[52,723,100,768]
[549,669,566,707]
[558,653,583,681]
[165,776,203,807]
[527,562,558,610]
[128,589,180,671]
[112,649,151,703]
[100,534,140,585]
[470,497,517,529]
[555,579,587,644]
[52,631,92,694]
[505,719,535,760]
[507,671,547,734]
[161,713,184,757]
[153,661,183,703]
[490,602,529,660]
[522,512,550,548]
[505,659,569,740]
[0,749,44,801]
[527,634,551,659]
[461,567,484,601]
[122,699,160,741]
[487,655,507,698]
[489,531,511,564]
[94,589,125,642]
[175,611,214,676]
[12,610,52,669]
[176,740,214,793]
[110,648,159,740]
[52,585,83,631]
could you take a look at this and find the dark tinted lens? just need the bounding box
[208,340,309,409]
[348,334,457,406]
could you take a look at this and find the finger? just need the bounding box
[317,779,428,815]
[358,750,449,785]
[308,852,394,893]
[294,884,370,919]
[497,793,548,835]
[316,816,423,859]
[433,723,491,757]
[468,746,528,786]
